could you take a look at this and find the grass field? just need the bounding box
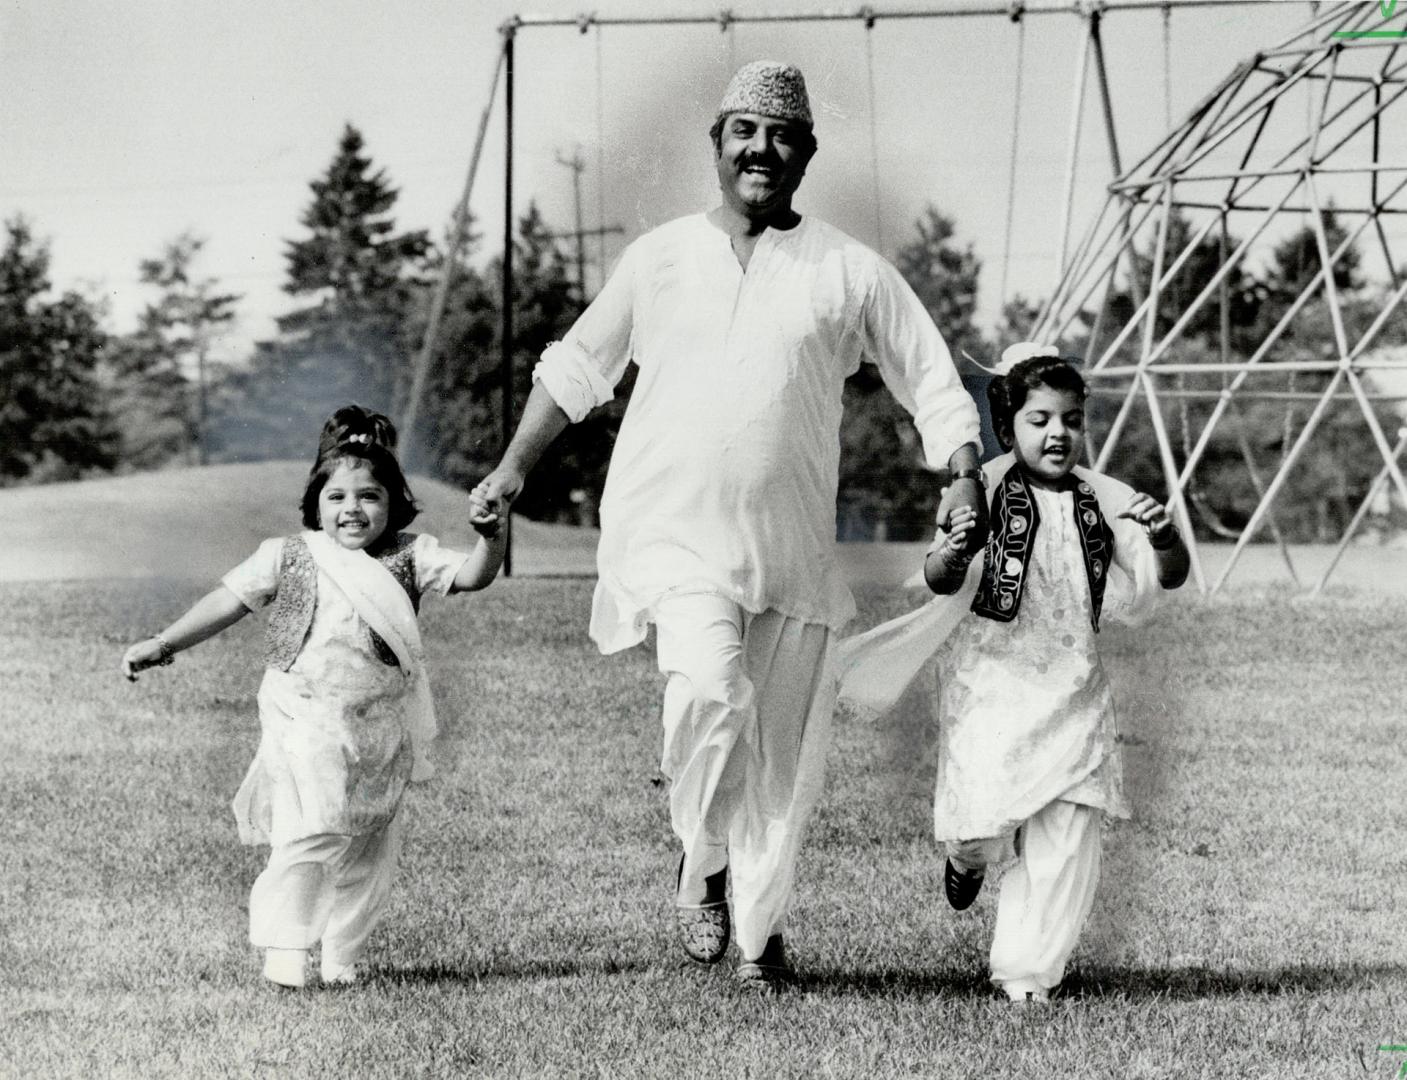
[2,570,1405,1078]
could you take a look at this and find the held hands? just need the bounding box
[121,636,173,682]
[935,477,989,557]
[468,465,524,538]
[925,503,981,595]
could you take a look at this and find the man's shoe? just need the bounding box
[944,857,985,911]
[734,934,794,994]
[675,856,730,965]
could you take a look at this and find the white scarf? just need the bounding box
[303,530,438,780]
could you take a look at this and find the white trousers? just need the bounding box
[654,593,836,961]
[947,799,1102,995]
[248,811,405,970]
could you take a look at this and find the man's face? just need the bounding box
[714,112,812,217]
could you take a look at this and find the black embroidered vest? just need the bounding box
[971,466,1114,631]
[264,533,422,671]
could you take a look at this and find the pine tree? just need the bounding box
[112,232,238,467]
[0,217,116,483]
[216,126,430,460]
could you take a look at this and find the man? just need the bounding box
[470,60,987,990]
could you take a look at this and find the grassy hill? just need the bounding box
[0,462,599,582]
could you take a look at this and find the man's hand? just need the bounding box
[469,464,526,537]
[936,477,989,557]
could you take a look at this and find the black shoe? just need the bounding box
[735,934,794,993]
[944,857,984,911]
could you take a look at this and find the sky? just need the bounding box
[2,0,1322,363]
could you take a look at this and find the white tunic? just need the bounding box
[533,213,981,653]
[835,457,1167,844]
[222,533,468,845]
[933,483,1129,842]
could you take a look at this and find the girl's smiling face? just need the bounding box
[317,459,390,550]
[1009,385,1085,487]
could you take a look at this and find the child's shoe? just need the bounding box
[943,857,984,910]
[262,948,309,989]
[320,957,363,986]
[1001,979,1052,1005]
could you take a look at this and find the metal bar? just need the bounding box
[1313,426,1407,593]
[1210,370,1346,592]
[1230,398,1300,587]
[401,42,508,460]
[1089,387,1407,402]
[1140,371,1208,590]
[509,1,1281,31]
[1056,14,1094,276]
[501,24,517,578]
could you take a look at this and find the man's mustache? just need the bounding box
[738,154,782,172]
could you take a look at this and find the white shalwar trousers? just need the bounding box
[947,799,1102,996]
[248,811,405,970]
[654,593,836,961]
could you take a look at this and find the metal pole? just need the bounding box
[401,42,508,461]
[501,22,517,578]
[1056,13,1093,276]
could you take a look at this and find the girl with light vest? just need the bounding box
[121,406,506,988]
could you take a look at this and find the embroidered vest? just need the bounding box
[971,466,1114,632]
[264,533,422,671]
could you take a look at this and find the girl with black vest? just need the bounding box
[121,406,506,988]
[837,346,1189,1005]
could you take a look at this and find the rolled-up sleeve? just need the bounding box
[861,258,981,469]
[532,241,639,423]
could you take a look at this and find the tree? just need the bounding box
[0,217,116,483]
[215,125,430,460]
[111,232,238,467]
[838,205,987,539]
[411,203,619,523]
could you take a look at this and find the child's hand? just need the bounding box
[468,489,503,538]
[938,505,980,560]
[1118,492,1175,544]
[925,504,980,595]
[121,637,173,682]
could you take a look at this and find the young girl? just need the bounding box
[838,345,1190,1004]
[121,406,507,989]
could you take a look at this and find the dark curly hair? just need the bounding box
[300,404,417,540]
[987,356,1087,449]
[316,403,398,460]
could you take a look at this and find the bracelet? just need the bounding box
[1148,524,1179,550]
[152,634,176,666]
[949,467,986,488]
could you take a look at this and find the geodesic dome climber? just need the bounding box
[1033,2,1407,592]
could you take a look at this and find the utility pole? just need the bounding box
[551,146,623,310]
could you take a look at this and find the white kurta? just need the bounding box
[933,482,1130,841]
[533,213,980,653]
[222,533,468,846]
[837,456,1168,843]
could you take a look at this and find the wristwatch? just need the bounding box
[949,467,986,488]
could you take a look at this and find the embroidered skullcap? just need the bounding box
[717,60,813,128]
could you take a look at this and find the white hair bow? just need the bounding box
[961,341,1060,377]
[347,433,372,444]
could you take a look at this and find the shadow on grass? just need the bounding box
[370,956,653,986]
[1061,962,1407,1001]
[801,962,1405,1001]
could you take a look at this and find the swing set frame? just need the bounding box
[404,0,1385,589]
